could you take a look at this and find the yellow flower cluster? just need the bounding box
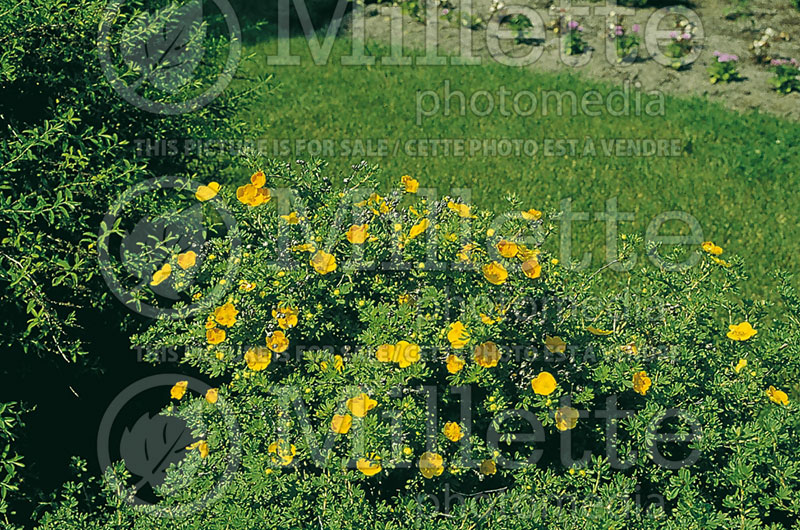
[272,303,298,329]
[447,321,470,349]
[206,302,239,344]
[443,421,464,442]
[375,341,421,368]
[150,250,197,286]
[237,171,271,207]
[268,440,296,466]
[400,175,419,193]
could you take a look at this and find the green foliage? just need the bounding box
[665,34,694,70]
[768,59,800,94]
[34,163,800,529]
[0,403,24,527]
[707,54,741,84]
[610,24,641,62]
[563,22,587,56]
[506,14,535,45]
[0,0,266,522]
[0,0,265,362]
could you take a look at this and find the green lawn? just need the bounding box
[235,35,800,301]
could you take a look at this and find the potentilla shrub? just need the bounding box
[0,0,265,520]
[37,161,800,529]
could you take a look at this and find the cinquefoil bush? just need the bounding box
[38,161,800,529]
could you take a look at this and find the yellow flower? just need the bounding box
[727,321,757,341]
[555,406,579,431]
[150,263,172,286]
[711,256,732,267]
[280,211,301,224]
[419,451,444,478]
[356,456,382,476]
[398,294,412,305]
[268,440,296,466]
[521,208,542,221]
[395,340,421,368]
[701,241,723,255]
[408,219,430,239]
[767,385,789,405]
[333,355,344,372]
[244,346,272,371]
[310,250,337,275]
[331,414,353,434]
[376,342,420,367]
[480,459,497,475]
[734,358,747,374]
[267,330,289,353]
[480,313,499,325]
[587,326,613,336]
[447,321,470,349]
[516,245,540,261]
[531,372,557,395]
[214,302,238,327]
[474,341,501,368]
[195,181,220,201]
[457,242,476,262]
[443,422,464,442]
[347,393,377,417]
[272,304,298,329]
[633,371,652,395]
[206,327,226,345]
[401,175,419,193]
[239,280,257,292]
[205,388,219,404]
[446,354,465,374]
[291,243,316,253]
[483,261,508,285]
[521,259,541,279]
[250,170,266,187]
[176,251,197,269]
[170,380,188,400]
[187,440,209,458]
[447,201,475,218]
[497,240,518,258]
[236,183,270,206]
[375,343,395,363]
[545,336,566,354]
[346,223,369,244]
[620,342,638,355]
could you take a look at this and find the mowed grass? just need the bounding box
[236,35,800,301]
